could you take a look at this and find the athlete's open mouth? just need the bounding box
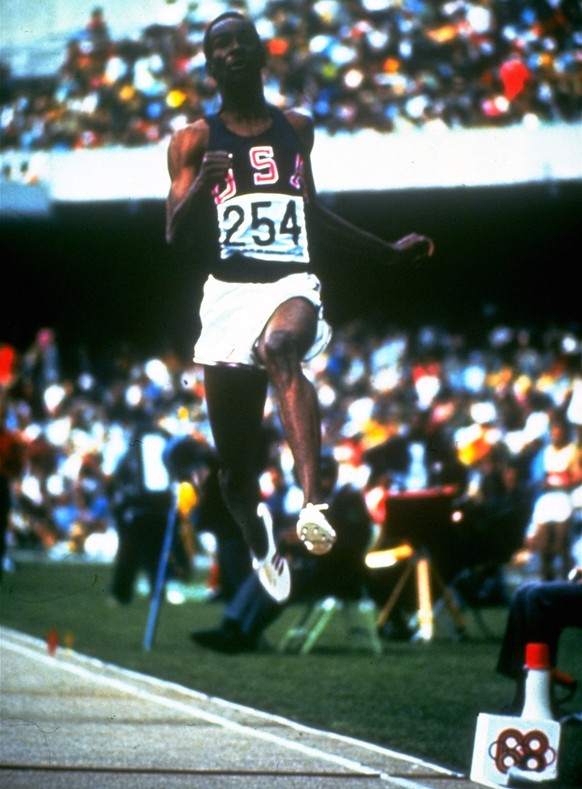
[226,55,246,70]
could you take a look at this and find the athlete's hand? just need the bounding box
[391,233,435,263]
[198,150,233,190]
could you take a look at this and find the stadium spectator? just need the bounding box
[496,575,582,715]
[0,393,26,579]
[109,410,175,604]
[526,417,581,580]
[85,7,111,47]
[20,329,61,420]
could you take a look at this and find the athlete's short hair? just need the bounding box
[203,12,259,61]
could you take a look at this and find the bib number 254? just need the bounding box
[218,194,308,261]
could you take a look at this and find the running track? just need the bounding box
[1,626,483,788]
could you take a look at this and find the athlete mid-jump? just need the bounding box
[166,11,434,602]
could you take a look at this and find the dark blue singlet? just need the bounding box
[205,106,313,282]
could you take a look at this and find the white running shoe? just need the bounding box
[252,503,291,603]
[296,503,337,555]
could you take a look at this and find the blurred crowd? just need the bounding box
[1,319,581,591]
[1,0,580,153]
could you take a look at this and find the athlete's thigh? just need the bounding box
[256,297,318,361]
[203,364,268,466]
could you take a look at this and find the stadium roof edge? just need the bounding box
[1,124,580,213]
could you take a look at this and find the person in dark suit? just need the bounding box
[109,413,174,604]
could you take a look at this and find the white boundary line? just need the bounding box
[1,626,462,787]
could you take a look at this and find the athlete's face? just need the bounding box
[206,17,265,84]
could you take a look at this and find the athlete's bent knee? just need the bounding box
[262,329,302,376]
[263,329,298,358]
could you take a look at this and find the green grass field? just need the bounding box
[1,557,581,785]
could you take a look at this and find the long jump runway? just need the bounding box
[1,627,477,789]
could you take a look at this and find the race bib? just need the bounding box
[217,193,309,263]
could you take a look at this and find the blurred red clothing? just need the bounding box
[500,58,530,101]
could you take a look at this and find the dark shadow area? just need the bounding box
[2,181,580,372]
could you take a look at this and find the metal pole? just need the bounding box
[143,492,177,651]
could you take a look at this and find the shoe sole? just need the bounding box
[297,523,336,555]
[257,555,291,603]
[254,504,291,603]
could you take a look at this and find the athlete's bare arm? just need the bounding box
[310,200,435,265]
[285,108,434,265]
[166,120,232,244]
[166,107,433,264]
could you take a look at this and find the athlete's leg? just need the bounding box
[255,297,322,505]
[203,364,269,558]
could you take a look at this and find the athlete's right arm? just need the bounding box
[165,121,232,244]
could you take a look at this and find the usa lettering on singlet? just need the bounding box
[207,109,310,266]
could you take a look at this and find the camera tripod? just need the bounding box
[375,546,467,641]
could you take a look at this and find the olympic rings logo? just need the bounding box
[489,727,557,774]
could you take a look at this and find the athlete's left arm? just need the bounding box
[285,109,434,267]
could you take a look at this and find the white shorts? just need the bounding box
[193,272,332,368]
[531,490,573,525]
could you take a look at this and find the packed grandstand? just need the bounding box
[1,0,580,153]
